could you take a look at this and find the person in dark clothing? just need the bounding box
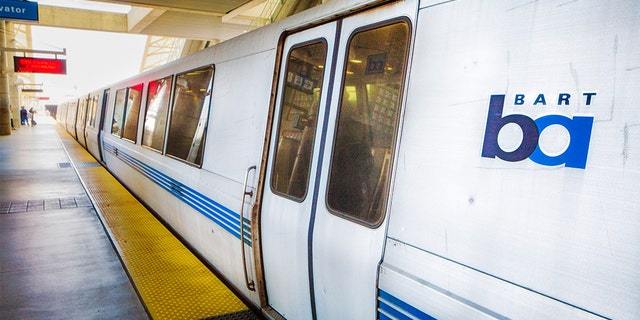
[20,106,28,125]
[10,107,16,130]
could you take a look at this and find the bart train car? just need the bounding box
[57,0,639,319]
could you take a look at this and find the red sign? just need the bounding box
[14,56,66,74]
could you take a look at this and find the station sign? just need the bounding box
[14,56,67,74]
[22,88,43,93]
[0,0,39,22]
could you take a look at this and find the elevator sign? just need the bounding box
[0,1,39,22]
[14,56,67,74]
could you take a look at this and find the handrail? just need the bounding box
[240,165,257,291]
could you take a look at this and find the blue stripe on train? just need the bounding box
[378,289,436,320]
[104,142,252,246]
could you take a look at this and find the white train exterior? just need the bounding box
[57,0,639,319]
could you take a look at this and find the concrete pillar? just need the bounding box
[10,75,20,129]
[7,22,20,129]
[0,21,12,135]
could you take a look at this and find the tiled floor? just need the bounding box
[0,116,149,320]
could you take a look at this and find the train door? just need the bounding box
[66,100,78,138]
[260,2,413,318]
[261,22,337,320]
[97,89,109,162]
[311,14,411,319]
[76,97,88,147]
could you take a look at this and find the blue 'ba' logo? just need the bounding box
[481,94,595,169]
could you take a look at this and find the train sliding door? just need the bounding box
[97,89,109,162]
[260,1,413,318]
[76,97,89,148]
[65,100,78,139]
[310,11,411,319]
[261,22,337,320]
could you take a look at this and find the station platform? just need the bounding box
[0,116,261,320]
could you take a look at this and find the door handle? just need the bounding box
[240,165,256,291]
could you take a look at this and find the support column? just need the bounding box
[0,21,11,135]
[7,22,20,129]
[9,75,19,129]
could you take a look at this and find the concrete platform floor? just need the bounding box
[0,116,149,319]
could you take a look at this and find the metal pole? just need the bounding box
[0,21,11,135]
[0,47,66,56]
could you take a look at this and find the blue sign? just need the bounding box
[0,1,38,22]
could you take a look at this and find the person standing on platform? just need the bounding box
[20,106,28,125]
[9,107,16,130]
[28,107,37,126]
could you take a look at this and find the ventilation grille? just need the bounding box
[200,310,260,320]
[57,162,71,168]
[75,161,102,168]
[0,196,93,214]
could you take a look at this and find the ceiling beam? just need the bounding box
[128,7,166,33]
[222,0,267,23]
[87,0,226,16]
[19,4,247,41]
[33,5,128,33]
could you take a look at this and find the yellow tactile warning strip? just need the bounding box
[56,129,251,320]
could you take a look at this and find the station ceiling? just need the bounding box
[27,0,318,42]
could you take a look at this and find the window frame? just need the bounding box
[111,88,128,138]
[110,84,144,143]
[269,39,329,202]
[325,18,412,228]
[76,97,88,130]
[164,65,215,167]
[88,94,99,128]
[141,75,174,154]
[121,83,144,143]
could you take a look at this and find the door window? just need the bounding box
[88,94,99,127]
[271,41,328,200]
[76,98,88,129]
[327,21,410,226]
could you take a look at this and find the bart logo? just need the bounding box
[481,94,594,169]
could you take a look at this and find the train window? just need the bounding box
[88,94,99,127]
[77,98,88,129]
[122,83,143,142]
[271,41,327,200]
[166,65,214,166]
[111,88,127,137]
[66,101,78,134]
[327,20,410,227]
[142,76,173,152]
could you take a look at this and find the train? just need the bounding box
[56,0,639,319]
